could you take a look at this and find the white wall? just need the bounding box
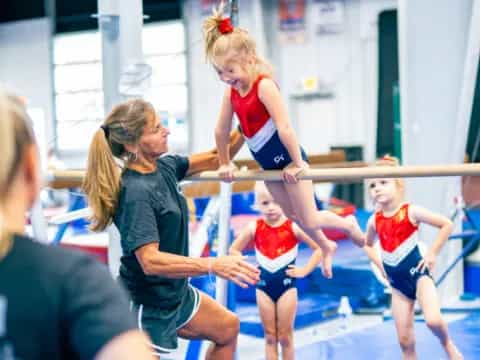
[276,0,396,162]
[398,0,476,301]
[0,18,55,146]
[185,0,396,163]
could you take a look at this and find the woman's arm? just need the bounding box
[186,127,244,176]
[215,88,235,166]
[135,243,210,277]
[409,204,453,255]
[409,204,453,272]
[287,223,322,277]
[258,78,304,167]
[135,243,259,288]
[229,222,256,256]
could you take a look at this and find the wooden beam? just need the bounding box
[189,163,480,182]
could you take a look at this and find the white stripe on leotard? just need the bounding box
[255,244,298,273]
[244,118,276,153]
[381,232,419,267]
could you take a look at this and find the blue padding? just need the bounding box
[231,192,259,215]
[463,208,480,232]
[295,312,480,359]
[190,275,216,298]
[185,340,202,360]
[464,263,480,296]
[308,240,388,310]
[193,193,259,218]
[237,293,339,337]
[52,195,87,245]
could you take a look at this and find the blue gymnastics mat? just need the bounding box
[307,239,387,310]
[295,312,480,359]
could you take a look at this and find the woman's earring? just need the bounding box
[129,152,138,162]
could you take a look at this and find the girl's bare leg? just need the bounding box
[264,181,337,278]
[391,289,417,360]
[282,178,365,246]
[417,277,463,359]
[256,289,279,360]
[276,288,298,360]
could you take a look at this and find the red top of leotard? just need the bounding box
[254,219,298,260]
[230,75,271,139]
[375,203,418,253]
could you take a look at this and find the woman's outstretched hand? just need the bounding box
[211,255,260,288]
[217,163,236,182]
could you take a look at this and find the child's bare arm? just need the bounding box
[229,221,256,256]
[366,214,377,246]
[409,204,453,271]
[214,88,235,166]
[258,79,304,167]
[363,216,387,279]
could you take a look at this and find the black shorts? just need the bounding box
[131,284,201,354]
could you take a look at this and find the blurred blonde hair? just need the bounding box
[83,99,155,231]
[0,91,35,258]
[202,2,273,78]
[367,154,405,201]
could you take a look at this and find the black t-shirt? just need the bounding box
[0,234,137,360]
[114,154,190,307]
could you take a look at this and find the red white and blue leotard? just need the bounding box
[230,75,272,141]
[375,203,418,267]
[254,219,298,302]
[254,218,299,272]
[375,203,431,300]
[230,75,308,170]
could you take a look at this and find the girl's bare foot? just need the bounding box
[346,215,366,247]
[320,239,337,278]
[445,340,463,360]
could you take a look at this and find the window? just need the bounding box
[143,21,188,154]
[53,20,188,153]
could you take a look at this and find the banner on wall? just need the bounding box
[278,0,306,44]
[313,0,345,35]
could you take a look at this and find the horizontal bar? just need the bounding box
[47,163,480,188]
[189,163,480,182]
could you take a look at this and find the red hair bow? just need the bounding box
[380,154,398,165]
[218,18,233,34]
